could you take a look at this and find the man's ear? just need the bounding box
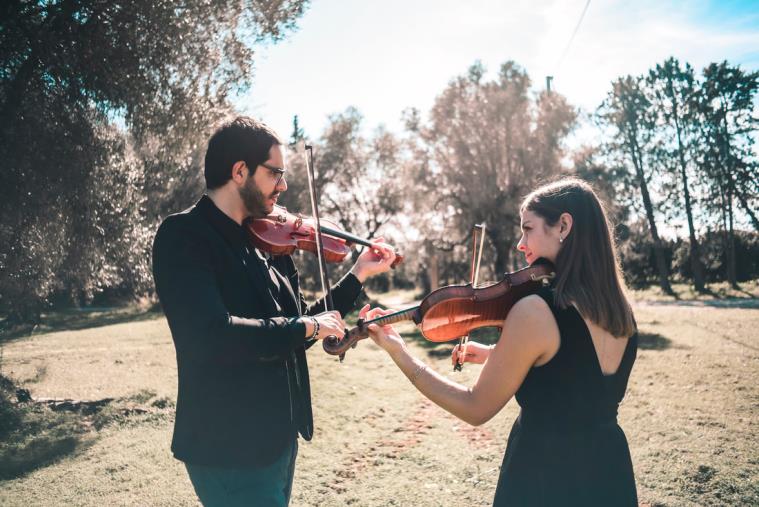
[560,212,573,236]
[231,161,247,185]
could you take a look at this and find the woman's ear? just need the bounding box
[560,212,573,237]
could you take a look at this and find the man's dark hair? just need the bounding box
[204,116,282,189]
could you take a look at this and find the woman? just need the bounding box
[362,178,638,506]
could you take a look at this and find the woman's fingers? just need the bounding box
[451,345,460,365]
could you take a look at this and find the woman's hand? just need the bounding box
[451,341,493,366]
[358,304,407,357]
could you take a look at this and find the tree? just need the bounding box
[410,61,576,277]
[289,115,306,147]
[647,58,706,292]
[598,75,674,295]
[696,62,758,288]
[0,1,309,325]
[277,108,405,291]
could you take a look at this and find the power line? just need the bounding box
[554,0,591,74]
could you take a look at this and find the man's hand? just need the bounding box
[350,237,397,282]
[303,310,347,340]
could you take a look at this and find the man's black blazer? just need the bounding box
[152,196,363,467]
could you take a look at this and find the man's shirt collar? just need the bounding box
[197,194,249,251]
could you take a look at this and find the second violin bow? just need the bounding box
[454,223,486,372]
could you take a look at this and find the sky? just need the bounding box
[238,0,759,142]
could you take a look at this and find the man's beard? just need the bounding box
[239,176,277,218]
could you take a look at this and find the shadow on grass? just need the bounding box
[0,432,94,482]
[0,377,173,481]
[637,332,673,351]
[0,376,95,481]
[0,305,163,345]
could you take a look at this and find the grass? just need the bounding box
[0,304,162,345]
[0,286,757,506]
[628,279,759,305]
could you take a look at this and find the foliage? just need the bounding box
[597,74,675,294]
[646,58,707,291]
[695,61,759,286]
[0,0,309,324]
[406,61,576,281]
[619,223,759,286]
[596,58,758,293]
[278,108,406,292]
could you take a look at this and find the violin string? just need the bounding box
[365,307,419,326]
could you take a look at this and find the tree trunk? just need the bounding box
[736,189,759,232]
[489,227,512,276]
[718,106,739,289]
[629,134,674,295]
[716,178,738,288]
[672,110,706,292]
[727,186,738,288]
[427,250,439,291]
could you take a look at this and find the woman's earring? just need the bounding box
[559,236,563,243]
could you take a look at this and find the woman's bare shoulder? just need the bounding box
[499,294,560,363]
[507,294,553,323]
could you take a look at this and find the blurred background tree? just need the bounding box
[403,61,576,284]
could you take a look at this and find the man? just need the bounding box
[152,117,396,505]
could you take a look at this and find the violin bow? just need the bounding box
[304,145,343,358]
[454,223,487,372]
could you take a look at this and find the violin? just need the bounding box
[322,260,556,357]
[244,204,403,267]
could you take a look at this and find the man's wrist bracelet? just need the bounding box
[306,317,320,340]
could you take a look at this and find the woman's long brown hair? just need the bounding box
[521,178,636,338]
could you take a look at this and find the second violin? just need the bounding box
[322,260,556,357]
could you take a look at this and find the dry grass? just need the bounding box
[629,280,759,305]
[0,289,757,506]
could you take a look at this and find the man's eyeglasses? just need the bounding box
[259,163,286,186]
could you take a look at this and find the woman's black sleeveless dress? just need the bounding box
[492,289,638,506]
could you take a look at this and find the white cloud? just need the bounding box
[238,0,759,139]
